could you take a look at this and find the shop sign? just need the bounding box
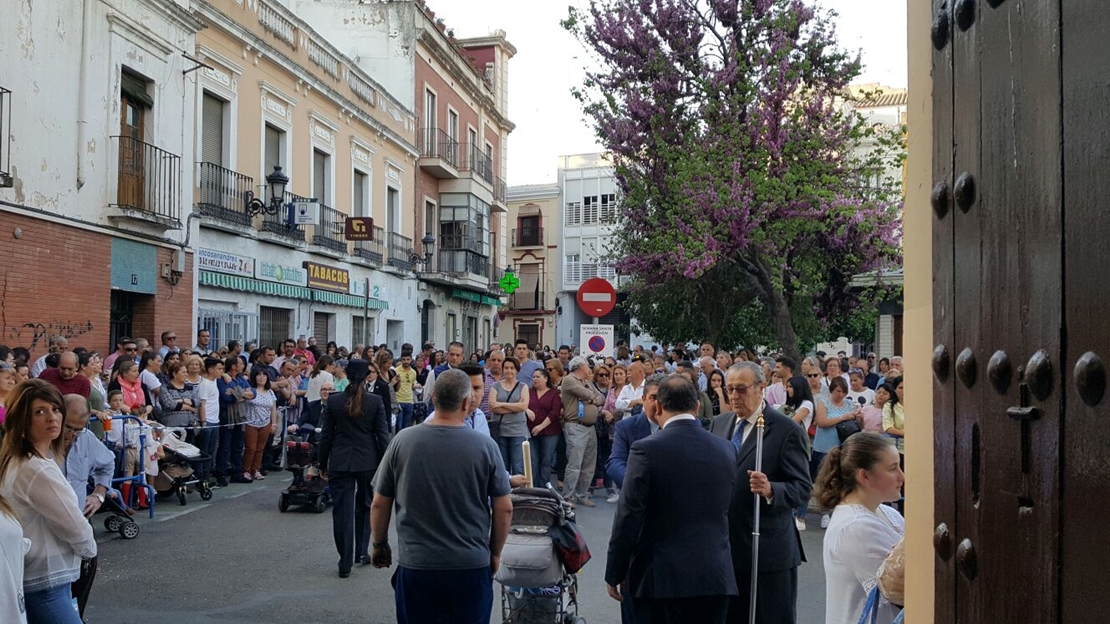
[197,248,254,278]
[257,261,307,286]
[349,278,382,299]
[305,261,349,293]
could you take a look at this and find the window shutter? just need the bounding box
[264,125,281,174]
[353,172,367,217]
[313,150,327,203]
[201,94,224,166]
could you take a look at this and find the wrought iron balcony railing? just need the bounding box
[387,232,414,271]
[260,192,308,242]
[196,162,252,226]
[111,135,182,221]
[312,203,348,253]
[459,142,494,185]
[511,227,544,247]
[353,226,385,265]
[418,128,460,168]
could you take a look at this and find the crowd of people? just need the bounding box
[0,330,906,623]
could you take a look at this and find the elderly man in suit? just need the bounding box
[710,361,812,624]
[605,375,738,623]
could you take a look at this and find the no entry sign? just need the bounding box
[576,278,617,318]
[581,324,615,357]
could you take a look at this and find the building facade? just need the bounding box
[292,0,515,355]
[190,0,420,353]
[505,184,560,350]
[1,0,203,359]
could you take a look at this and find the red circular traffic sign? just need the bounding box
[577,278,617,317]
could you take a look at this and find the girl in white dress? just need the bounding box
[815,432,905,624]
[0,494,29,623]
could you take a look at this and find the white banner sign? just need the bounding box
[197,248,254,277]
[580,324,615,357]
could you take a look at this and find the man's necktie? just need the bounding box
[732,419,749,451]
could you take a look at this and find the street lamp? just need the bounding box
[245,166,289,216]
[411,233,436,268]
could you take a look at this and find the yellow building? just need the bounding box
[504,183,561,350]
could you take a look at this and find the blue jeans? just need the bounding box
[216,424,244,478]
[25,583,82,623]
[530,434,559,487]
[394,566,492,624]
[497,435,526,475]
[397,402,414,432]
[194,422,219,479]
[798,450,827,519]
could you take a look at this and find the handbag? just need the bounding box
[836,418,862,444]
[548,520,591,574]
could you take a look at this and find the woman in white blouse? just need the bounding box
[815,432,905,624]
[0,379,96,623]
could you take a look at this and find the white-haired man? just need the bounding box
[560,355,606,506]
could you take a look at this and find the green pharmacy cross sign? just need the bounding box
[499,269,520,294]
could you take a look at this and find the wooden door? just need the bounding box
[932,0,1063,621]
[118,96,146,209]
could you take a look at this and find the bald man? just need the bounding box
[63,394,116,619]
[40,351,91,398]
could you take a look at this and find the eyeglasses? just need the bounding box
[807,373,821,378]
[64,424,86,437]
[595,373,610,378]
[725,383,759,395]
[123,347,136,352]
[167,336,177,341]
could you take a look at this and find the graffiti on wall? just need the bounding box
[5,320,95,350]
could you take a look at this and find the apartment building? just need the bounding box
[0,0,203,357]
[505,184,560,350]
[292,0,515,355]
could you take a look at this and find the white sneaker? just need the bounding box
[606,492,620,503]
[820,514,831,529]
[795,517,806,532]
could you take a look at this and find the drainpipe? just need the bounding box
[75,0,95,189]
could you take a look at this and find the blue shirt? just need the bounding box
[64,431,116,504]
[814,397,855,454]
[516,359,543,388]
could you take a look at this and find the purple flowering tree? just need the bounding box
[564,0,903,359]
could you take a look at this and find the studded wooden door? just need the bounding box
[933,0,1110,621]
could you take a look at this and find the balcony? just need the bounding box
[493,176,508,211]
[387,232,414,271]
[436,248,490,277]
[196,162,252,229]
[259,191,307,246]
[512,227,544,247]
[353,226,385,266]
[460,142,494,186]
[489,265,505,292]
[416,128,460,179]
[312,203,348,256]
[509,287,546,312]
[0,87,10,188]
[109,135,182,228]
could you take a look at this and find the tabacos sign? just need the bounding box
[304,261,350,293]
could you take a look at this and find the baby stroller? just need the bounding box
[278,433,329,513]
[154,428,212,506]
[495,486,587,624]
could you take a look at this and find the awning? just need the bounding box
[312,289,389,310]
[451,288,503,307]
[199,270,311,300]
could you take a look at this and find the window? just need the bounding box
[518,215,541,246]
[564,201,581,226]
[448,110,459,143]
[312,149,329,204]
[565,254,581,284]
[201,92,225,166]
[313,312,333,343]
[353,170,369,217]
[583,195,598,224]
[517,324,540,350]
[264,124,284,179]
[260,306,292,350]
[600,193,618,224]
[424,89,436,131]
[425,200,437,236]
[387,186,401,234]
[352,315,373,347]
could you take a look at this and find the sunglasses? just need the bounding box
[807,373,821,378]
[595,373,610,378]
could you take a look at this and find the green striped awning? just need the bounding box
[451,288,503,307]
[312,289,389,310]
[199,270,311,300]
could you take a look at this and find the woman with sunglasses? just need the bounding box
[0,364,15,426]
[0,380,97,623]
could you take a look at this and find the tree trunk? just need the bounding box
[751,256,802,361]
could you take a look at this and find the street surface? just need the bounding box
[86,473,828,623]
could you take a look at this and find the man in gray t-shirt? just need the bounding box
[371,368,512,623]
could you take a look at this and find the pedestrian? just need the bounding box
[782,375,816,531]
[318,359,390,578]
[61,394,114,619]
[560,356,606,507]
[305,356,336,432]
[860,384,893,434]
[241,367,278,482]
[370,368,512,623]
[599,364,628,502]
[394,351,417,431]
[605,375,738,623]
[813,377,861,528]
[514,339,543,388]
[194,358,224,485]
[709,362,812,624]
[0,484,25,624]
[526,368,562,486]
[158,361,203,429]
[0,363,16,424]
[0,380,96,623]
[217,356,252,486]
[816,433,905,624]
[487,356,529,475]
[38,352,90,399]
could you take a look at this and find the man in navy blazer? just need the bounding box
[606,375,739,623]
[606,373,665,489]
[710,362,812,624]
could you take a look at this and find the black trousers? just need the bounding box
[637,595,729,624]
[729,567,798,624]
[71,555,97,618]
[330,470,373,573]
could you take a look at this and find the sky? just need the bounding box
[430,1,908,186]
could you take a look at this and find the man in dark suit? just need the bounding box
[710,361,812,624]
[318,359,391,578]
[606,375,739,624]
[606,373,665,489]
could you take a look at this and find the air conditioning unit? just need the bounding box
[172,249,186,274]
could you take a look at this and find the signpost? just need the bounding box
[581,324,615,357]
[293,199,320,225]
[344,217,374,241]
[576,277,617,318]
